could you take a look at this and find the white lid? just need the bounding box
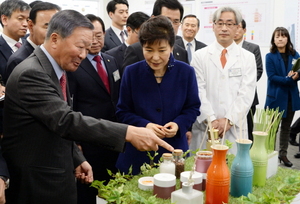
[153,173,176,187]
[180,171,203,183]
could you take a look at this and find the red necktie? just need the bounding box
[15,42,22,49]
[60,72,67,101]
[93,55,110,93]
[221,49,227,68]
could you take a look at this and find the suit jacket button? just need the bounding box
[156,108,161,112]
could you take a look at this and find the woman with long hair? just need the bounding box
[265,27,300,167]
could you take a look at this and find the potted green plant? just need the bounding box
[253,107,283,178]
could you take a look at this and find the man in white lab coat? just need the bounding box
[190,6,256,154]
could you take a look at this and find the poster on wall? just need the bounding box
[285,0,300,52]
[199,0,274,46]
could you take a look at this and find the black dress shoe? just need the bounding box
[278,155,293,167]
[294,152,300,158]
[289,140,299,146]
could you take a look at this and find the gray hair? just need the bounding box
[0,0,30,27]
[46,10,94,40]
[212,6,242,25]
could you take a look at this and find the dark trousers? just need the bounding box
[77,143,119,204]
[279,101,295,156]
[290,117,300,151]
[247,106,256,141]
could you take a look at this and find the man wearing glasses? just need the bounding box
[67,14,122,204]
[191,7,256,155]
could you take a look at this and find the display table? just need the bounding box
[95,155,300,204]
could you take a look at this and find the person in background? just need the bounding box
[2,10,173,203]
[29,0,43,8]
[67,14,122,204]
[4,2,60,83]
[0,0,30,140]
[234,19,263,141]
[175,14,206,64]
[0,0,30,82]
[191,6,256,155]
[289,118,300,147]
[102,0,129,52]
[105,11,150,67]
[116,15,200,175]
[265,27,300,167]
[290,117,300,157]
[122,0,188,70]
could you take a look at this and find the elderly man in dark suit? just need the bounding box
[175,14,206,63]
[2,10,173,204]
[68,14,122,204]
[122,0,189,69]
[234,19,263,141]
[102,0,129,52]
[4,2,61,84]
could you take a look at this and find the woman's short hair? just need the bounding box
[139,15,175,47]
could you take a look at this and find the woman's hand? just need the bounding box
[146,123,166,138]
[163,122,178,138]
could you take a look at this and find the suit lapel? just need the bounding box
[225,46,238,69]
[276,51,287,75]
[209,45,222,71]
[80,57,110,94]
[34,47,65,101]
[102,54,118,96]
[0,36,13,60]
[109,28,122,46]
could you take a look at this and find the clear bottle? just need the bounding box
[206,129,220,151]
[171,182,203,204]
[173,149,185,178]
[159,153,175,175]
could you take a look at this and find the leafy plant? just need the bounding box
[253,108,283,153]
[90,168,133,203]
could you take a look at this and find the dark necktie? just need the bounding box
[60,72,67,101]
[93,55,110,93]
[120,31,125,43]
[15,42,22,49]
[187,42,192,63]
[221,49,227,68]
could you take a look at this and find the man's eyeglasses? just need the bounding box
[214,21,236,29]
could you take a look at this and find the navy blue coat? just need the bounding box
[116,54,200,174]
[265,50,300,117]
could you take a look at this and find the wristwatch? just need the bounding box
[228,119,234,126]
[0,176,9,189]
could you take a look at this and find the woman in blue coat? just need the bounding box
[116,16,200,175]
[265,27,300,167]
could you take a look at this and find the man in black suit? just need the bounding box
[2,10,173,204]
[102,0,129,52]
[0,0,30,140]
[4,2,61,83]
[105,11,149,67]
[0,0,30,82]
[175,14,206,63]
[234,19,263,141]
[68,14,122,204]
[122,0,188,69]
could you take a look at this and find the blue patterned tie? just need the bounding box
[187,42,192,63]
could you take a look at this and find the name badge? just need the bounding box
[113,70,120,82]
[228,68,242,77]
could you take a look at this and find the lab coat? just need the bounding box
[191,41,256,154]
